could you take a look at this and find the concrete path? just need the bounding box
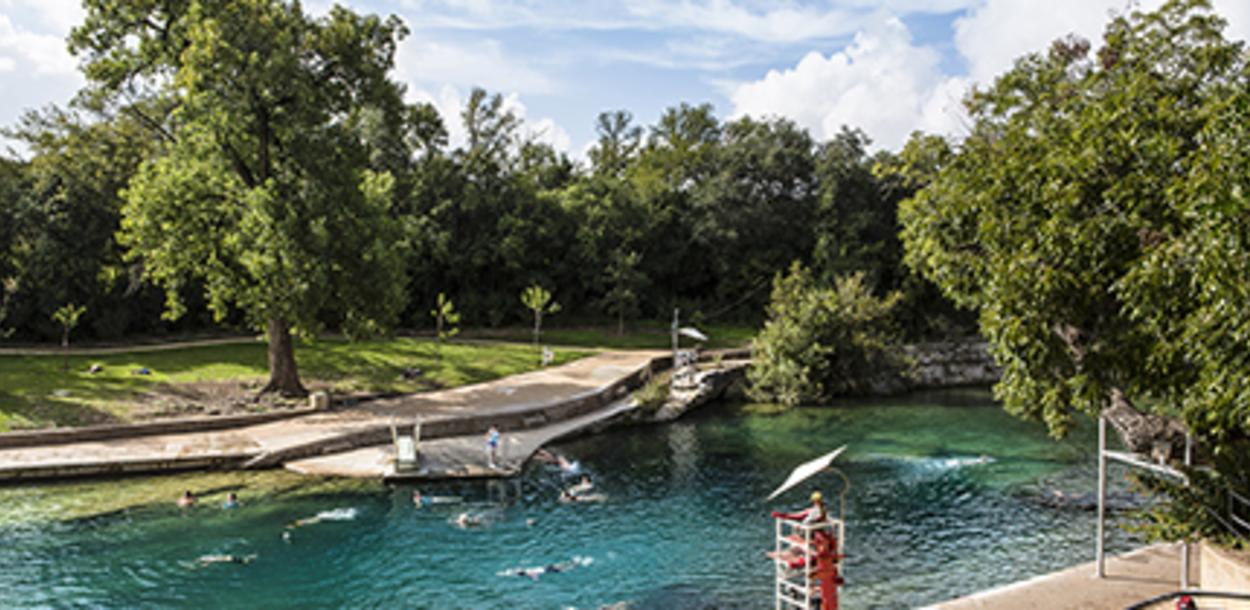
[286,397,635,479]
[0,351,663,482]
[924,543,1198,609]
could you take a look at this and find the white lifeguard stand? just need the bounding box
[774,513,845,609]
[767,446,850,610]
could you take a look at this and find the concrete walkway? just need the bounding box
[287,397,635,479]
[0,350,664,482]
[924,543,1197,609]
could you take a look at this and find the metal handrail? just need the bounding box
[1123,590,1250,610]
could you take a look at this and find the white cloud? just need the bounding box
[729,18,965,150]
[396,37,556,95]
[954,0,1250,87]
[0,56,14,72]
[0,13,77,75]
[729,0,1250,151]
[1,0,84,32]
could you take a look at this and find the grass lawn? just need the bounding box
[466,323,756,350]
[0,338,590,432]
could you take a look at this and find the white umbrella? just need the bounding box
[766,445,847,501]
[678,326,708,342]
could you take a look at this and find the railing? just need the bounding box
[1123,590,1250,610]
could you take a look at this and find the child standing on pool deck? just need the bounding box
[485,425,501,469]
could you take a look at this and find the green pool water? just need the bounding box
[0,388,1142,609]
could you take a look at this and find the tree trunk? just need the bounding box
[1105,387,1188,461]
[261,317,306,397]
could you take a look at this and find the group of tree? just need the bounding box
[893,0,1249,546]
[0,0,968,395]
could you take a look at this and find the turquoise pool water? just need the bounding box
[0,388,1141,609]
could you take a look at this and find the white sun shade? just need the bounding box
[678,327,708,342]
[766,445,847,501]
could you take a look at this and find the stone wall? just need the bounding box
[902,340,999,390]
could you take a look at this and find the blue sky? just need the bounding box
[2,0,1249,158]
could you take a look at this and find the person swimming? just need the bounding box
[498,556,593,581]
[287,507,358,529]
[194,554,256,567]
[413,489,462,509]
[566,476,593,496]
[222,492,240,509]
[559,489,607,504]
[177,490,197,508]
[454,512,483,528]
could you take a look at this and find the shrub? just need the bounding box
[747,263,903,406]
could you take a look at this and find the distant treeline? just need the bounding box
[0,92,969,343]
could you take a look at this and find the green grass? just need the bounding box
[467,323,757,350]
[0,338,590,432]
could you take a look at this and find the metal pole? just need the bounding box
[1181,432,1193,588]
[671,308,679,360]
[1096,415,1107,578]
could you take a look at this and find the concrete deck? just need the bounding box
[0,351,663,482]
[924,543,1198,610]
[286,397,636,479]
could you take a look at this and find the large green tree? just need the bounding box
[897,0,1246,454]
[70,0,410,395]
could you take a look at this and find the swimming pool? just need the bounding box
[0,387,1141,608]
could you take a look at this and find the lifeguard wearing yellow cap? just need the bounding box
[810,491,823,503]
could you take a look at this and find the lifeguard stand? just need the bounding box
[773,514,845,609]
[766,446,851,610]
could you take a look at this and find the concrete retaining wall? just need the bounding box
[0,454,252,483]
[0,408,317,450]
[1202,542,1250,609]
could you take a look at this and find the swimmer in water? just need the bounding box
[195,554,256,567]
[222,492,240,509]
[177,490,197,508]
[413,490,432,509]
[566,476,593,496]
[559,490,606,504]
[413,489,462,509]
[454,512,483,528]
[499,556,592,581]
[286,508,357,529]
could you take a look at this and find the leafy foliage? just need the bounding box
[430,292,460,358]
[72,0,411,394]
[521,283,561,353]
[894,0,1250,543]
[748,263,903,406]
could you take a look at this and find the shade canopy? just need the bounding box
[678,327,708,342]
[766,445,847,501]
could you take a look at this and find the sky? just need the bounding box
[2,0,1250,159]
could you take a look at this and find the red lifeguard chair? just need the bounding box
[767,447,850,610]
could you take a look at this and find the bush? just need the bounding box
[1135,438,1250,550]
[747,263,903,406]
[633,373,671,413]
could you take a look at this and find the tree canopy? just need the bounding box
[897,0,1248,452]
[69,0,411,394]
